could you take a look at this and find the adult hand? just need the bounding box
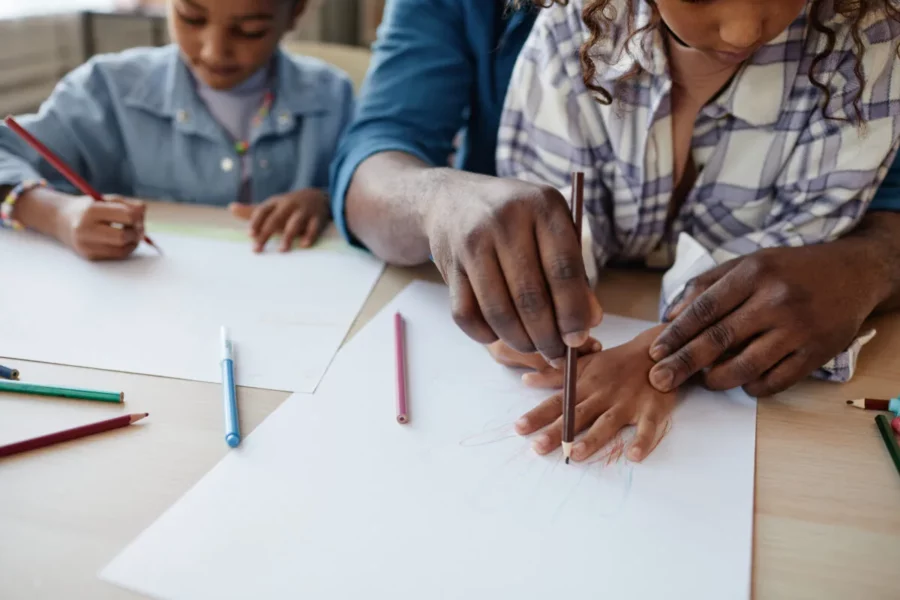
[54,194,145,261]
[425,176,603,366]
[230,188,330,253]
[648,245,879,397]
[515,324,674,462]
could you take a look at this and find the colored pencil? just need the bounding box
[3,115,161,253]
[875,414,900,480]
[0,412,147,458]
[0,379,122,403]
[394,312,409,424]
[221,327,241,448]
[562,171,585,464]
[0,363,19,380]
[847,397,900,414]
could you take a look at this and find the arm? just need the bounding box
[328,0,473,264]
[0,57,128,234]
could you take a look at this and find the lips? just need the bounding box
[201,64,241,77]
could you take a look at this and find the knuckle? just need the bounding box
[481,303,518,331]
[513,287,548,318]
[730,355,762,383]
[688,294,718,324]
[547,256,580,282]
[703,322,734,353]
[668,348,697,374]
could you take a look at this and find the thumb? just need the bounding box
[229,202,254,221]
[522,367,565,390]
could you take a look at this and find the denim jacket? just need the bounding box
[0,44,354,206]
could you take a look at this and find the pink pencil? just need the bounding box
[394,312,409,424]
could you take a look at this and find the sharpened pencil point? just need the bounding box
[565,457,570,465]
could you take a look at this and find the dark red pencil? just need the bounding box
[4,115,161,254]
[0,413,148,458]
[394,312,409,424]
[562,171,585,464]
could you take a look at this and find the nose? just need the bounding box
[719,11,764,50]
[199,28,231,65]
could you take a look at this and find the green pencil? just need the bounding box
[875,414,900,480]
[0,380,123,404]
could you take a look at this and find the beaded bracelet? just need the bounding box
[0,179,47,230]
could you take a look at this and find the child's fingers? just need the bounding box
[515,391,564,436]
[249,203,276,237]
[570,404,631,462]
[487,340,549,371]
[528,396,611,456]
[83,223,140,247]
[80,240,140,261]
[280,211,309,252]
[628,411,669,462]
[87,202,142,227]
[522,368,564,389]
[229,203,254,221]
[299,216,322,248]
[255,204,292,252]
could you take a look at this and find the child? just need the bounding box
[496,0,900,462]
[0,0,353,259]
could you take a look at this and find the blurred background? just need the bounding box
[0,0,385,114]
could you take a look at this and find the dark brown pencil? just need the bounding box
[846,398,897,412]
[562,171,584,464]
[0,413,148,459]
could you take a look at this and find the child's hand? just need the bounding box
[55,194,146,261]
[514,324,675,463]
[230,189,330,253]
[486,337,602,371]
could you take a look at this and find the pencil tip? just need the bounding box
[565,457,570,465]
[846,400,853,405]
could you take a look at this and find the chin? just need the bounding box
[194,67,250,91]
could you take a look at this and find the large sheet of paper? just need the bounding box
[101,281,756,600]
[0,230,383,392]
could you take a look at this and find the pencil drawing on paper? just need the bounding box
[459,396,672,521]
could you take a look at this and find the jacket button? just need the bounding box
[221,158,234,172]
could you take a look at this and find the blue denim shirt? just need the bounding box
[0,45,354,206]
[328,0,538,241]
[329,0,899,245]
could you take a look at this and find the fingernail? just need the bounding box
[572,442,586,459]
[591,341,602,352]
[533,434,551,453]
[627,446,643,461]
[515,417,529,432]
[521,373,537,385]
[549,358,566,370]
[563,331,588,348]
[650,366,674,391]
[649,343,669,361]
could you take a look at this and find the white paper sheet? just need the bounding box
[0,231,383,392]
[101,281,757,600]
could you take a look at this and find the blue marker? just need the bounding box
[0,363,19,380]
[221,326,241,448]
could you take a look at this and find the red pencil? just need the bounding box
[3,116,161,254]
[0,413,148,458]
[394,312,409,424]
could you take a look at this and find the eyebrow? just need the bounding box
[181,0,274,22]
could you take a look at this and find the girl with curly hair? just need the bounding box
[498,0,900,462]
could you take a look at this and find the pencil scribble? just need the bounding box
[459,411,673,522]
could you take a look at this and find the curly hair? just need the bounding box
[576,0,900,123]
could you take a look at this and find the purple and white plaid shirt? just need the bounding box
[497,0,900,383]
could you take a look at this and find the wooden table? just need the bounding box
[1,203,898,599]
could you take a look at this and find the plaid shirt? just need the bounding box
[497,0,900,383]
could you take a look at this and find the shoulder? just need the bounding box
[62,45,176,99]
[525,0,640,82]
